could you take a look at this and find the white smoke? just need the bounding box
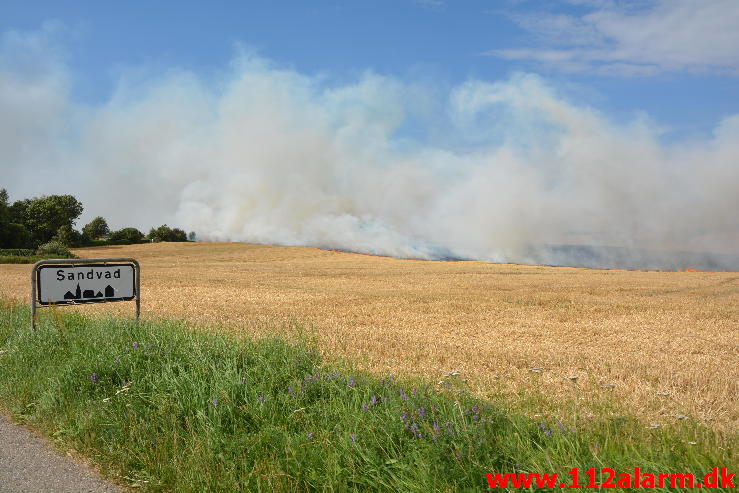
[2,30,738,268]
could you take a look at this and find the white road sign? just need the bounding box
[36,263,136,305]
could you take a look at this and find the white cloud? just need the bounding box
[491,0,739,75]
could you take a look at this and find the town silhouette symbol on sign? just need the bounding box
[63,283,115,300]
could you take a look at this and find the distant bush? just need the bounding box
[108,227,145,245]
[82,216,110,241]
[0,249,35,256]
[148,224,187,242]
[36,240,75,258]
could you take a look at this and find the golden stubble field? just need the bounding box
[2,242,737,432]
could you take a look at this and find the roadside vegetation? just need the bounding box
[0,187,193,263]
[0,301,733,492]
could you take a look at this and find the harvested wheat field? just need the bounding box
[2,242,737,433]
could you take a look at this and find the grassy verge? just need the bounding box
[0,254,76,264]
[0,300,734,492]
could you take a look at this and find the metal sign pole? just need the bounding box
[30,267,37,330]
[30,257,140,329]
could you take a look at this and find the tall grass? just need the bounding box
[0,300,734,492]
[0,254,72,264]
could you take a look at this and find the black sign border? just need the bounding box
[36,263,136,306]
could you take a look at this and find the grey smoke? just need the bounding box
[2,31,738,270]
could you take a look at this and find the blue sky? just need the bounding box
[1,1,738,262]
[2,0,737,139]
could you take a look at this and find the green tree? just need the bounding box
[20,195,83,246]
[0,189,11,248]
[53,224,85,247]
[108,227,145,245]
[148,224,187,242]
[0,189,9,223]
[0,189,32,249]
[8,198,31,224]
[82,216,110,241]
[1,223,32,248]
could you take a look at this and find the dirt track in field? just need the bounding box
[2,242,737,432]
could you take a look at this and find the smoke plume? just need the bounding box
[2,30,738,270]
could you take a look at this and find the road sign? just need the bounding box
[36,263,135,305]
[31,258,140,328]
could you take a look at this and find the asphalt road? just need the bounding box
[0,413,123,493]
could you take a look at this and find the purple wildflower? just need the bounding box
[362,402,369,412]
[114,359,121,365]
[350,433,357,443]
[210,397,218,407]
[132,342,139,349]
[91,373,98,383]
[370,395,377,406]
[401,412,408,424]
[348,376,356,388]
[409,423,423,439]
[257,394,264,403]
[288,385,295,396]
[556,420,566,432]
[418,407,426,419]
[539,422,552,436]
[399,388,409,401]
[433,421,440,441]
[307,432,313,439]
[412,388,417,396]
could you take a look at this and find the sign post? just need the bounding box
[31,258,140,329]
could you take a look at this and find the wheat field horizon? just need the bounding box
[2,241,736,434]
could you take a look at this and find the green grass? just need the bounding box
[0,301,734,492]
[0,254,78,264]
[0,248,36,256]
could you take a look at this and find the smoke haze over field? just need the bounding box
[2,27,738,269]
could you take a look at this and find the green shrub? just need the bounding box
[36,240,76,258]
[0,249,35,256]
[52,224,85,248]
[147,224,187,242]
[108,227,145,245]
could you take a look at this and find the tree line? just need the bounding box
[0,188,193,250]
